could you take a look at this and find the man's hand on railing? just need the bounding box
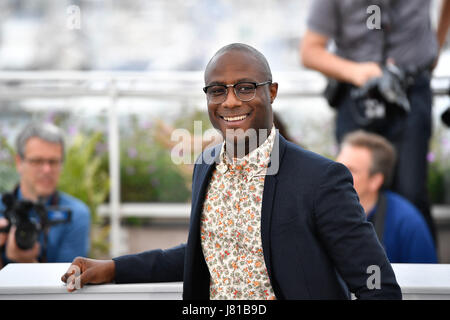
[61,257,116,292]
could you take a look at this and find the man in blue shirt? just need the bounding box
[336,130,437,263]
[0,123,90,268]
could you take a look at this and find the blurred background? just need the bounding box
[0,0,449,261]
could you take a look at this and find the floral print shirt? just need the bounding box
[200,126,277,300]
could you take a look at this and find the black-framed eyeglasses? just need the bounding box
[203,80,272,104]
[24,158,63,168]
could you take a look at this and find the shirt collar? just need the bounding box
[16,186,52,206]
[216,125,276,177]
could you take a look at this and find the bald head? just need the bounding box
[204,43,272,83]
[202,43,278,158]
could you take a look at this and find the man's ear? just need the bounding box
[270,82,278,104]
[369,172,384,192]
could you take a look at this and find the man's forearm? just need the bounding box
[437,0,450,50]
[300,30,382,87]
[301,45,360,84]
[114,244,185,284]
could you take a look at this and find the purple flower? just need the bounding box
[0,126,8,137]
[45,112,55,123]
[68,125,78,137]
[95,143,107,155]
[147,164,156,174]
[442,137,450,156]
[151,178,160,187]
[443,137,449,146]
[0,149,9,161]
[427,152,435,163]
[127,147,138,159]
[140,120,153,130]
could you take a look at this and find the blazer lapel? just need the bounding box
[190,144,222,225]
[261,132,286,297]
[184,144,221,299]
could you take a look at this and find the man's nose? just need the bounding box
[41,162,53,172]
[221,87,242,108]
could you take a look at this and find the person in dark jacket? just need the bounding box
[62,43,401,300]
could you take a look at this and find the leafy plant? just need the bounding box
[427,125,450,204]
[58,132,110,257]
[428,162,445,204]
[120,115,191,203]
[0,136,19,194]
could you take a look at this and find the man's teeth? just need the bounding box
[223,114,248,122]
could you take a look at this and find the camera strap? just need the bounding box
[12,185,60,206]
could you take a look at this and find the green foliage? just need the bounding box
[173,108,213,133]
[58,132,110,222]
[0,164,19,194]
[120,115,191,203]
[0,136,19,193]
[57,132,110,258]
[428,162,445,204]
[427,125,450,204]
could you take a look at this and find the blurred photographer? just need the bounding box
[300,0,450,243]
[337,131,437,263]
[0,123,90,269]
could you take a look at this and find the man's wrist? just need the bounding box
[346,62,364,87]
[5,245,39,263]
[1,249,14,265]
[108,259,117,283]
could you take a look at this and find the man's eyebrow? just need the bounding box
[235,78,257,83]
[205,81,224,86]
[205,78,257,86]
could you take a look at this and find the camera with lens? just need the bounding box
[350,63,411,127]
[441,86,450,127]
[442,107,450,127]
[0,193,71,252]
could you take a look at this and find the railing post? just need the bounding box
[108,78,125,257]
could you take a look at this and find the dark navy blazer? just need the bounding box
[113,134,401,299]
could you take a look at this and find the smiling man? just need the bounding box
[62,44,401,300]
[203,44,276,159]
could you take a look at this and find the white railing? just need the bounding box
[1,263,450,300]
[97,202,191,219]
